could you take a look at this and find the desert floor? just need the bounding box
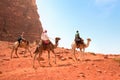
[0,41,120,80]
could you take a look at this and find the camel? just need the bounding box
[33,37,60,68]
[11,40,32,58]
[71,38,91,61]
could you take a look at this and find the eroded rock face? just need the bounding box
[0,0,43,42]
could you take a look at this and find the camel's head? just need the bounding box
[55,37,61,45]
[87,38,91,42]
[55,37,61,41]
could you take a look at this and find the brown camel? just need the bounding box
[71,38,91,61]
[11,40,32,58]
[33,37,60,68]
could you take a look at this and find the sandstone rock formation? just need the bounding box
[0,0,43,42]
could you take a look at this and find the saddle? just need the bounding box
[18,39,28,47]
[75,38,84,47]
[42,40,50,50]
[43,40,50,45]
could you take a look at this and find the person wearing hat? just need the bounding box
[75,30,83,46]
[17,32,26,46]
[41,30,50,44]
[75,30,80,39]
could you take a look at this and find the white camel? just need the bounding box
[71,38,91,60]
[11,40,32,58]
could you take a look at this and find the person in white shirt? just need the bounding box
[41,30,50,44]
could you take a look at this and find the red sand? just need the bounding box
[0,41,120,80]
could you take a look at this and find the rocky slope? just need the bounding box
[0,0,43,42]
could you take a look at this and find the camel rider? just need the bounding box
[75,30,83,46]
[17,32,26,45]
[41,30,50,45]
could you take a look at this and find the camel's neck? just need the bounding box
[54,44,58,48]
[85,40,90,48]
[54,40,59,48]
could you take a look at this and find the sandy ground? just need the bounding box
[0,41,120,80]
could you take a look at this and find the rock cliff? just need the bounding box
[0,0,43,42]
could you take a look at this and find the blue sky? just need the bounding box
[36,0,120,54]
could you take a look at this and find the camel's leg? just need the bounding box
[82,48,85,61]
[11,48,14,59]
[15,48,19,58]
[33,52,38,68]
[27,48,32,57]
[33,51,42,68]
[79,48,82,60]
[37,52,42,66]
[48,51,51,66]
[83,48,85,52]
[81,53,84,61]
[23,49,27,57]
[79,48,84,61]
[33,46,41,68]
[51,50,56,64]
[72,49,77,61]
